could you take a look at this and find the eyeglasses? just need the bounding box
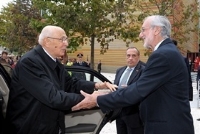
[47,36,68,43]
[140,27,152,33]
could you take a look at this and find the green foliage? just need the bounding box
[0,0,197,64]
[0,0,140,68]
[0,0,42,55]
[32,0,139,68]
[136,0,199,56]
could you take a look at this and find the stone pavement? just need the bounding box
[99,72,200,134]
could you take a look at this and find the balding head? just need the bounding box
[38,25,68,58]
[38,25,64,46]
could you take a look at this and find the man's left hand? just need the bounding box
[96,81,118,92]
[72,90,106,111]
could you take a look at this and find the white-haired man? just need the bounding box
[72,15,194,134]
[6,25,116,134]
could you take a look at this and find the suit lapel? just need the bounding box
[157,38,173,49]
[127,64,141,85]
[115,67,126,85]
[56,60,65,81]
[34,44,57,70]
[116,63,143,85]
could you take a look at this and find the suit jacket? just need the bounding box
[114,63,145,128]
[73,61,90,68]
[97,63,101,70]
[197,66,200,80]
[183,57,193,101]
[6,45,95,134]
[97,38,194,134]
[197,66,200,91]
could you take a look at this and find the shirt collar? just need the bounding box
[42,48,56,62]
[126,67,135,71]
[154,39,164,51]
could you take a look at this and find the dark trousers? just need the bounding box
[98,69,101,73]
[116,117,144,134]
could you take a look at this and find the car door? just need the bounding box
[0,65,117,134]
[0,64,11,134]
[64,66,114,134]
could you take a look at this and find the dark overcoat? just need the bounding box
[6,45,95,134]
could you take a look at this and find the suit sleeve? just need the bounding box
[64,72,95,94]
[97,52,171,113]
[113,68,121,85]
[18,58,85,110]
[184,57,193,100]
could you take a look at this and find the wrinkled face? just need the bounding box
[139,19,154,49]
[45,29,68,58]
[126,48,140,68]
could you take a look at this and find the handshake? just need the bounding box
[72,82,117,111]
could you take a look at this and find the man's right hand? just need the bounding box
[72,90,107,111]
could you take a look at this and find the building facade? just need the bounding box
[68,0,199,73]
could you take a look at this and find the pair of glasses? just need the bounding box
[47,37,68,42]
[140,27,153,33]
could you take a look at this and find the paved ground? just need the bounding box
[99,72,200,134]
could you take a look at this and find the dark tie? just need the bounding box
[55,61,60,79]
[56,66,60,77]
[119,68,132,88]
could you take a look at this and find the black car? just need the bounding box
[0,65,118,134]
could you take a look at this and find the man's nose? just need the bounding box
[64,41,68,47]
[139,32,143,38]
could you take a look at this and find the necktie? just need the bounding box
[119,68,132,88]
[56,65,60,77]
[55,61,60,79]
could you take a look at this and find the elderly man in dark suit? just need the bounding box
[171,39,193,101]
[72,15,194,134]
[114,47,145,134]
[5,25,116,134]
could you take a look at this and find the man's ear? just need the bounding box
[43,38,50,48]
[154,26,161,36]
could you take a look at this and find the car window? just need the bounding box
[64,66,112,134]
[69,69,111,95]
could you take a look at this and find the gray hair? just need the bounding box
[146,15,171,38]
[38,25,58,45]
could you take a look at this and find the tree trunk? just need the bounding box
[90,34,95,69]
